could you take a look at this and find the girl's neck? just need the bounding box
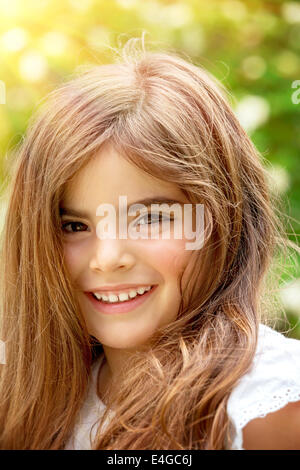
[96,354,112,406]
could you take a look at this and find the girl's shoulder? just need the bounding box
[226,323,300,450]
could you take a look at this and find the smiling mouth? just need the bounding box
[91,286,155,304]
[85,285,158,315]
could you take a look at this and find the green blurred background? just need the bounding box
[0,0,299,336]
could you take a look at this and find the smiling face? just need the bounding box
[60,142,193,352]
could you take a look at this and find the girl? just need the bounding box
[0,36,300,450]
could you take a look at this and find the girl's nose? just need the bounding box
[89,238,136,273]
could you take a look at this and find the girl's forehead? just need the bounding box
[63,145,188,204]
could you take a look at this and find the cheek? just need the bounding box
[141,239,191,279]
[63,242,85,275]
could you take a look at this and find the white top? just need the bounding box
[64,324,300,450]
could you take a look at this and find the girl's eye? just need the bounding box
[135,212,174,226]
[61,221,88,234]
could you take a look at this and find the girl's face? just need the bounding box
[61,142,192,351]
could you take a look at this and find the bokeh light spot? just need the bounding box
[241,55,267,80]
[41,32,70,56]
[274,50,300,77]
[1,27,28,52]
[221,1,248,21]
[19,51,48,82]
[267,164,290,194]
[282,2,300,24]
[280,279,300,315]
[235,95,270,133]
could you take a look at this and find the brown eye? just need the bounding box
[136,213,174,226]
[61,221,88,233]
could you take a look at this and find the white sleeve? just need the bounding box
[64,355,108,450]
[226,324,300,450]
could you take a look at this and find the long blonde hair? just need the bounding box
[0,37,281,449]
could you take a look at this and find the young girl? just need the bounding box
[0,37,300,450]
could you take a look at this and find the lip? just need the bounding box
[84,285,158,315]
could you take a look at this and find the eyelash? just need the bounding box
[61,213,174,234]
[135,213,174,226]
[61,221,88,234]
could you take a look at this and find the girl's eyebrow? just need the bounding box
[129,197,186,207]
[59,197,186,218]
[59,207,90,218]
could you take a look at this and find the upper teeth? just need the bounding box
[92,286,152,303]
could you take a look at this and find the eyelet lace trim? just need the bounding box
[227,324,300,450]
